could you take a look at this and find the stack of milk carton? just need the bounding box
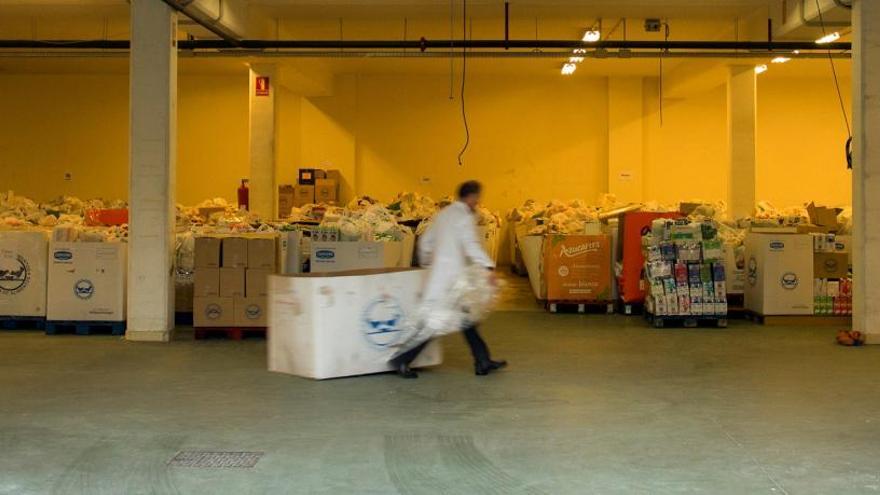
[193,235,276,328]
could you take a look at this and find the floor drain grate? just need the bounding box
[168,451,264,469]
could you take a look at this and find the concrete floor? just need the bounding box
[2,313,880,494]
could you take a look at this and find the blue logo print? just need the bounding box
[74,279,95,300]
[780,272,799,290]
[361,296,404,348]
[54,250,73,261]
[315,249,335,260]
[769,241,785,250]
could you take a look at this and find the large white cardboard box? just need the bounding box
[310,241,403,273]
[47,241,127,322]
[268,268,442,380]
[0,230,49,317]
[744,233,813,315]
[519,235,546,299]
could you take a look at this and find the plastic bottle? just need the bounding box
[238,179,250,211]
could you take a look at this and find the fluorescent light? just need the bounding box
[816,32,840,44]
[754,64,768,74]
[582,30,601,42]
[771,56,791,64]
[561,63,577,75]
[793,50,800,54]
[569,56,584,63]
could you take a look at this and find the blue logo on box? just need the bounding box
[361,296,404,348]
[315,249,335,260]
[245,304,262,319]
[780,272,799,290]
[74,279,95,300]
[769,241,785,250]
[54,250,73,261]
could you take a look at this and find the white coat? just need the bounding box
[417,201,494,312]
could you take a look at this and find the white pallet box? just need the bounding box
[744,233,813,315]
[47,241,127,322]
[268,268,442,380]
[0,230,49,317]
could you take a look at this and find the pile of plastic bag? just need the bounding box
[751,201,810,226]
[319,204,407,242]
[387,192,438,220]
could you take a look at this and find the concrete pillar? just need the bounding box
[607,77,644,203]
[851,0,880,340]
[127,0,177,342]
[249,64,277,219]
[726,66,757,220]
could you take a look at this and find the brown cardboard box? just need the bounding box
[294,185,315,207]
[278,185,295,218]
[324,169,342,183]
[194,237,221,268]
[796,224,831,234]
[246,268,271,296]
[315,179,338,203]
[194,296,235,327]
[247,238,276,270]
[814,252,849,279]
[807,202,842,232]
[298,168,316,185]
[193,267,220,297]
[543,234,613,301]
[233,296,268,327]
[222,237,248,268]
[219,267,246,297]
[314,169,327,179]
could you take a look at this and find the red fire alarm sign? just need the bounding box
[255,76,270,96]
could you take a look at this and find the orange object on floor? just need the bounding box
[836,329,866,346]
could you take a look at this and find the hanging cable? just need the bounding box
[814,0,852,139]
[457,0,470,166]
[659,21,669,126]
[449,0,454,99]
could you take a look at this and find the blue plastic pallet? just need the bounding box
[45,320,126,336]
[0,316,46,331]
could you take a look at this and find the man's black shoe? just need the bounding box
[475,360,508,376]
[393,361,418,379]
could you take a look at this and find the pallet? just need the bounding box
[619,302,645,316]
[546,301,615,314]
[175,312,194,325]
[194,327,266,340]
[645,312,728,329]
[743,311,852,327]
[45,320,126,336]
[0,316,45,331]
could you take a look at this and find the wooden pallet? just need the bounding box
[743,311,852,327]
[0,316,45,331]
[645,312,728,329]
[619,302,645,316]
[45,320,126,336]
[546,301,615,314]
[194,327,266,340]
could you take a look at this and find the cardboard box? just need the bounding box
[310,241,403,273]
[247,237,276,270]
[221,237,248,268]
[814,252,849,279]
[278,185,295,219]
[278,230,306,274]
[807,202,842,232]
[744,233,813,315]
[193,267,220,297]
[543,234,612,302]
[234,296,268,327]
[294,185,315,207]
[47,241,127,322]
[219,267,245,297]
[0,230,49,317]
[268,268,442,379]
[193,296,234,327]
[723,244,745,294]
[315,178,338,203]
[246,268,271,296]
[324,169,342,183]
[194,237,221,268]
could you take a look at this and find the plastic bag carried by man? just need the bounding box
[388,181,507,379]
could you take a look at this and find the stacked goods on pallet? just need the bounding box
[618,211,682,309]
[193,235,277,329]
[642,218,728,321]
[46,225,127,330]
[812,233,852,316]
[0,230,49,321]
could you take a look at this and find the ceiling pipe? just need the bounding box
[0,39,851,52]
[158,0,241,47]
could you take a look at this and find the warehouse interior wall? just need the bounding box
[0,67,854,212]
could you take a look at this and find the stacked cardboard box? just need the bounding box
[278,169,343,213]
[812,233,852,315]
[193,235,276,327]
[643,219,728,317]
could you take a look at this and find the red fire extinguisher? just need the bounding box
[238,179,250,211]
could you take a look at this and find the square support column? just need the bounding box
[249,65,277,219]
[852,0,880,340]
[127,0,177,342]
[607,77,644,203]
[727,66,757,220]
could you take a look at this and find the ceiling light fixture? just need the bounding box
[561,63,577,75]
[754,64,768,75]
[570,48,586,64]
[815,32,840,44]
[771,56,791,64]
[582,30,601,42]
